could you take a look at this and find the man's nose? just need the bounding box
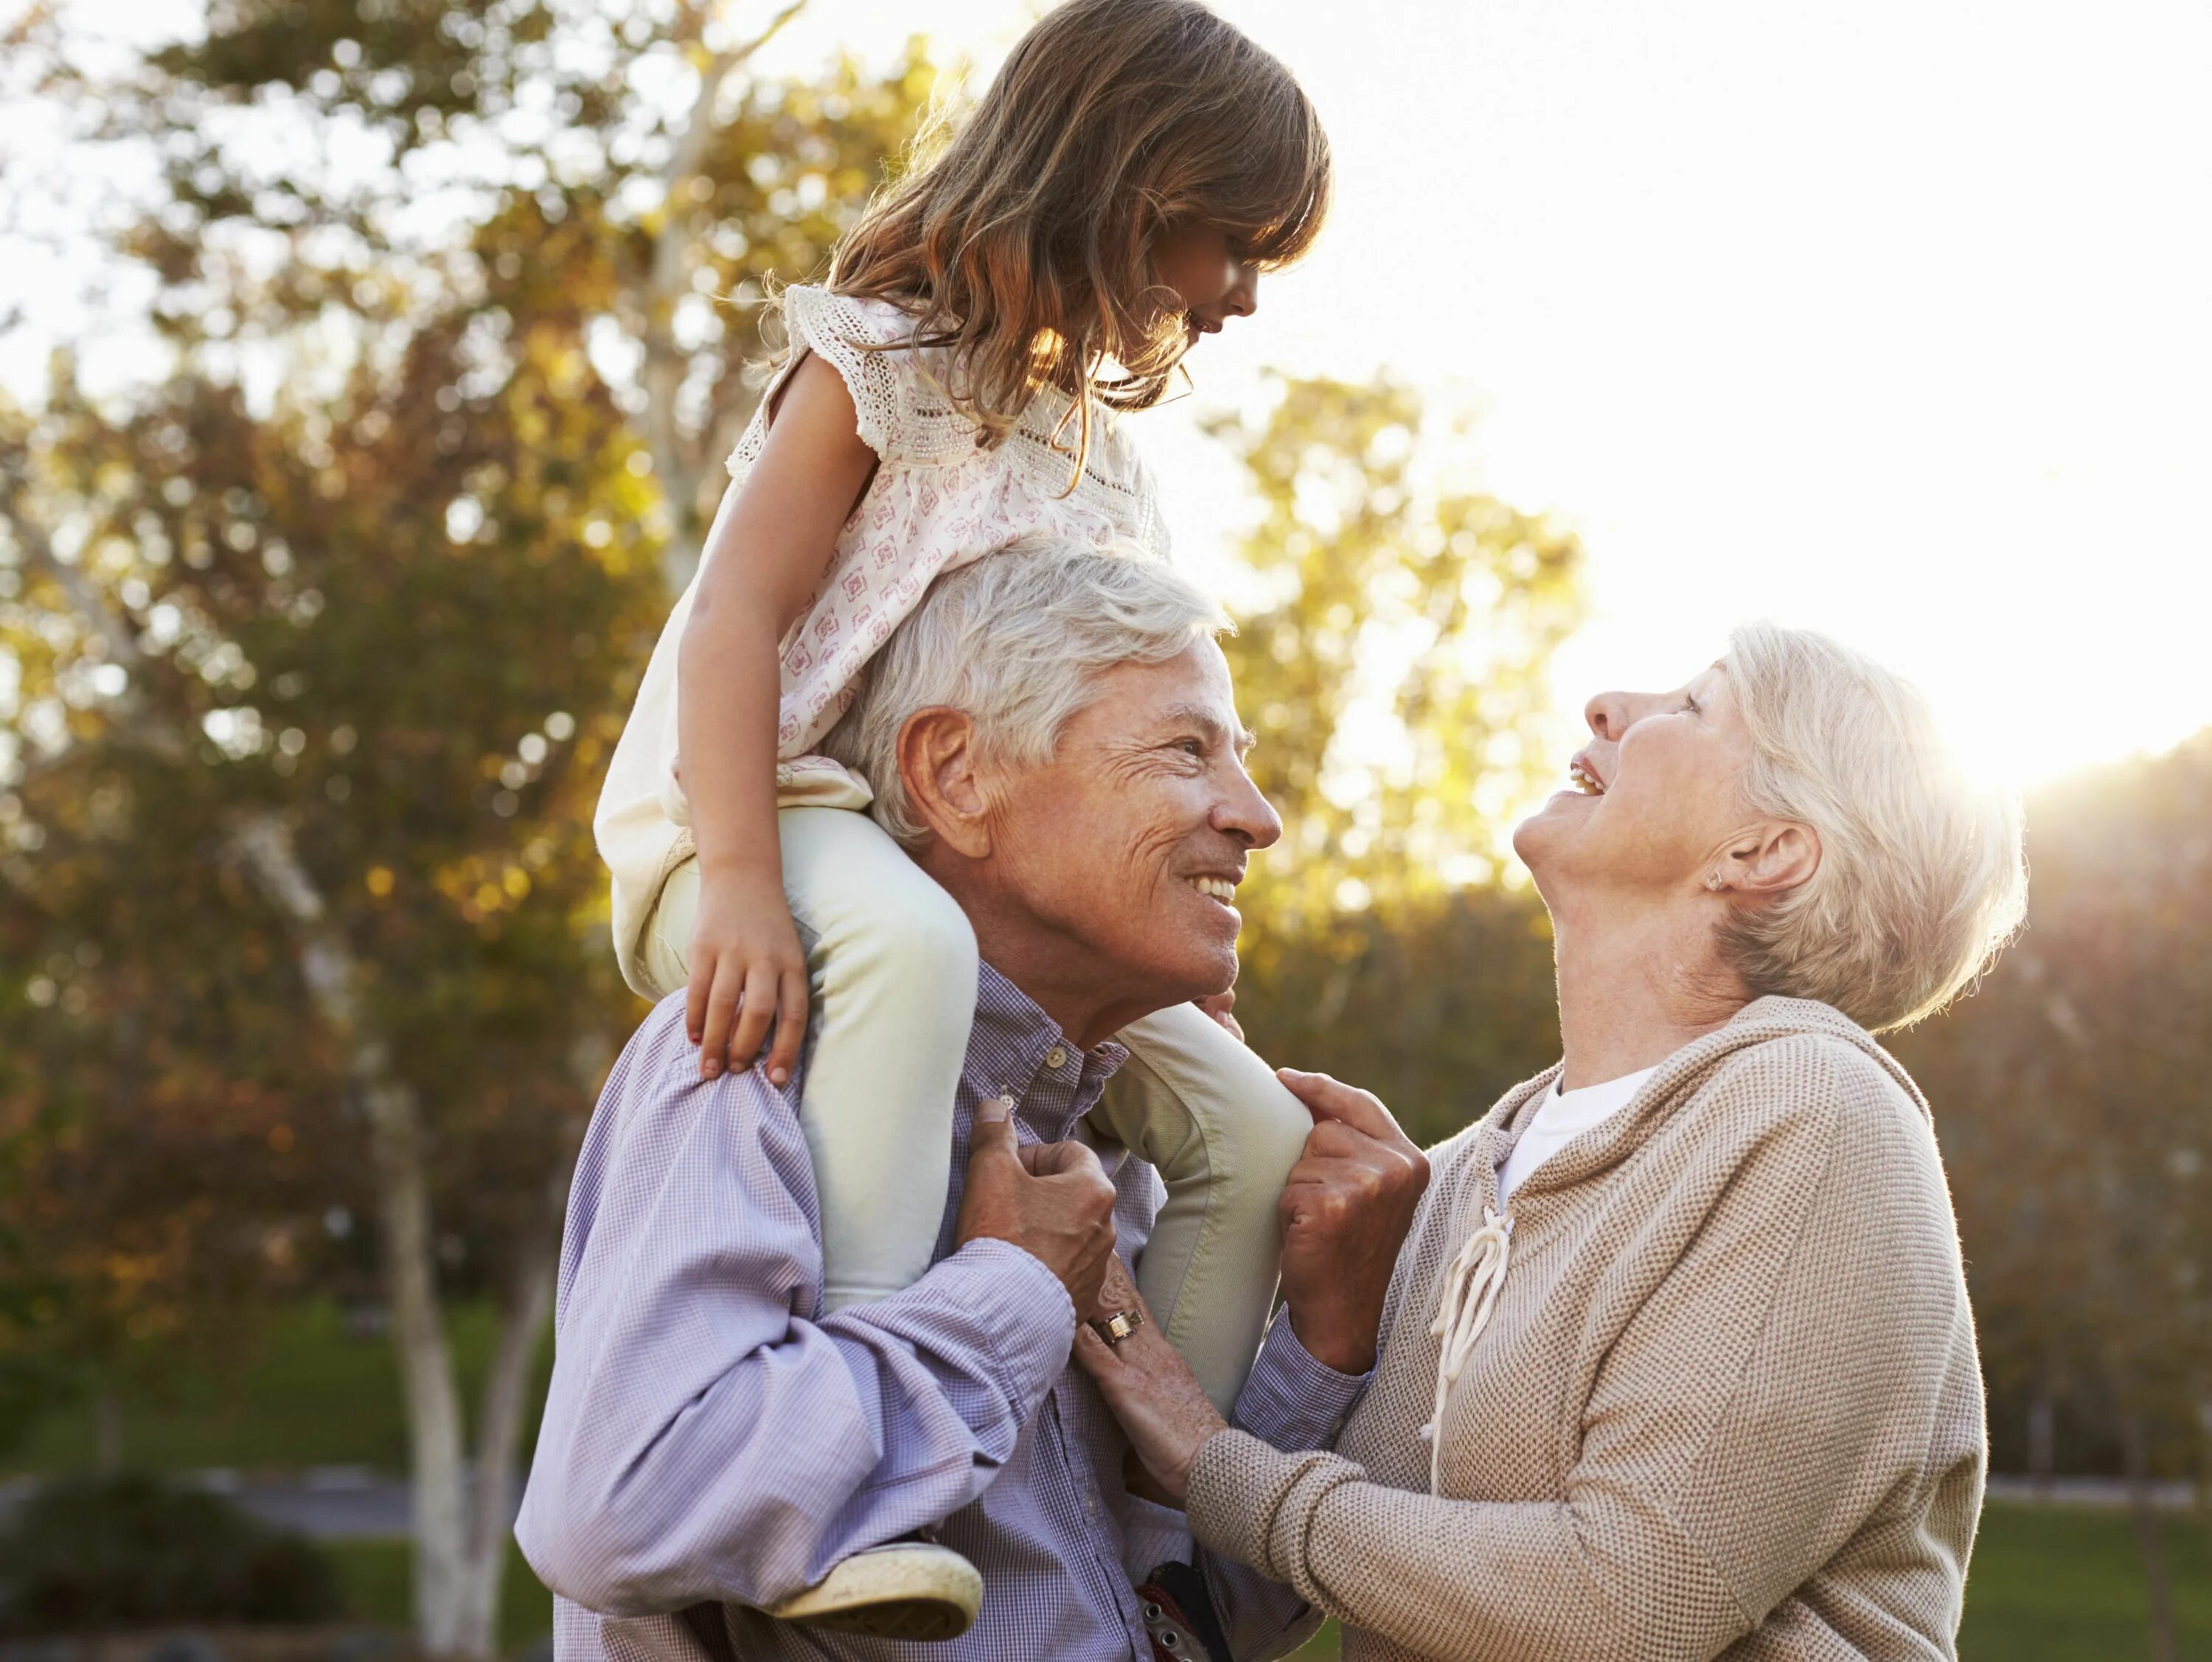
[1215,762,1283,850]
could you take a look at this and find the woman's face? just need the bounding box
[1151,222,1259,346]
[1514,662,1758,906]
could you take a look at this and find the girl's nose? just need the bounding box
[1224,265,1259,319]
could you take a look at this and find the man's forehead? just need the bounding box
[1084,643,1246,732]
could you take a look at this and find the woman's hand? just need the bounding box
[686,864,809,1085]
[1071,1256,1226,1506]
[1274,1069,1430,1375]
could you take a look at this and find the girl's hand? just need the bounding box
[1071,1255,1226,1506]
[686,866,809,1085]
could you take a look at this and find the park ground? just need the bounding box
[11,1306,2208,1659]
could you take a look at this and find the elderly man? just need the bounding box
[515,546,1429,1661]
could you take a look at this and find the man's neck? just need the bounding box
[1549,893,1742,1092]
[936,872,1161,1052]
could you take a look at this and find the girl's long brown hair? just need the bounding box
[823,0,1331,485]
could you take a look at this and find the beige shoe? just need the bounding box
[766,1542,984,1641]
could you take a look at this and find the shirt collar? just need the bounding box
[967,962,1129,1144]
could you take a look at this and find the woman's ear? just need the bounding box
[897,706,994,859]
[1716,821,1821,897]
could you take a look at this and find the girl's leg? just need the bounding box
[646,807,979,1310]
[1092,1004,1315,1416]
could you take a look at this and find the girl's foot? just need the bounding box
[766,1540,983,1641]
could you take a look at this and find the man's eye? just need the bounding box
[1178,738,1206,757]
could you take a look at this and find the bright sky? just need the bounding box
[760,0,2212,790]
[7,0,2208,790]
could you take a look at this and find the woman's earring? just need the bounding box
[1704,871,1725,891]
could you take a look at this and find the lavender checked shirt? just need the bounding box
[515,964,1364,1661]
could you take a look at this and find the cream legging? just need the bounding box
[638,804,1312,1415]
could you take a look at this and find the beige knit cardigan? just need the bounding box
[1189,997,1986,1661]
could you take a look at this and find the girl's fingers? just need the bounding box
[698,962,743,1079]
[764,969,808,1087]
[727,964,777,1076]
[685,962,714,1048]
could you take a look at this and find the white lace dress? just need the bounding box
[594,285,1172,991]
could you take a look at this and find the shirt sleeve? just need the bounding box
[513,1016,1076,1618]
[1200,1308,1374,1661]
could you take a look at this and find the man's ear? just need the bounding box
[1714,821,1820,898]
[897,706,994,859]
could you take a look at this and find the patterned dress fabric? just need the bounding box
[592,288,1171,993]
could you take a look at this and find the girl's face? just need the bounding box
[1151,223,1259,346]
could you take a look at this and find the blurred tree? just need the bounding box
[1213,375,1585,1138]
[1,4,943,1653]
[1897,737,2212,1659]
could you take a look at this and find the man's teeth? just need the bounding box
[1192,875,1238,902]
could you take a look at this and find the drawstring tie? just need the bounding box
[1420,1206,1513,1496]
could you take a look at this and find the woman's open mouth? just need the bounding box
[1567,756,1606,796]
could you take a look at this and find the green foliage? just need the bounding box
[1210,374,1584,1144]
[1895,734,2212,1480]
[0,1473,342,1634]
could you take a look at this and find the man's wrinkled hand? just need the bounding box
[955,1096,1119,1313]
[1273,1068,1430,1375]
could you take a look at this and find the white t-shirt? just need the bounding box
[1496,1065,1658,1205]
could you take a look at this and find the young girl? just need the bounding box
[594,0,1330,1635]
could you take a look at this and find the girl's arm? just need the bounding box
[678,355,878,1082]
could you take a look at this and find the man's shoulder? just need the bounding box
[574,997,814,1220]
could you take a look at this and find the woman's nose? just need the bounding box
[1585,692,1630,741]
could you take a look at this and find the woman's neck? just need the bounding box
[1550,896,1742,1092]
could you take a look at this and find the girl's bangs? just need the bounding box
[1228,105,1332,269]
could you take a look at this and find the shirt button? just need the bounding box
[1045,1045,1068,1071]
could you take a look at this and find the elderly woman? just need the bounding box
[1079,623,2026,1661]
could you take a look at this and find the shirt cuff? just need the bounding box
[927,1237,1079,1411]
[1231,1306,1371,1452]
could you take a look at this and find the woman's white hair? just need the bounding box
[1717,622,2027,1033]
[817,537,1228,849]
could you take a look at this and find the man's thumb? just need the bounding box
[969,1093,1019,1163]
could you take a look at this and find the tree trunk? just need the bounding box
[448,1244,560,1657]
[234,813,473,1656]
[448,1040,597,1659]
[2121,1411,2179,1662]
[91,1385,123,1475]
[2028,1388,2056,1498]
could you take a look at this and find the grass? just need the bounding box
[328,1540,552,1657]
[11,1319,2207,1660]
[1284,1502,2212,1660]
[7,1301,552,1476]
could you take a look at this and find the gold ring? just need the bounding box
[1091,1309,1145,1346]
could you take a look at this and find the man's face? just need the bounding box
[985,641,1282,1018]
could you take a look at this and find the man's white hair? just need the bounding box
[1717,622,2027,1033]
[818,538,1229,849]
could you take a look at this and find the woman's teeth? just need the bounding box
[1568,761,1604,796]
[1192,875,1238,902]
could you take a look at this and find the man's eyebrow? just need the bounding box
[1160,703,1257,754]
